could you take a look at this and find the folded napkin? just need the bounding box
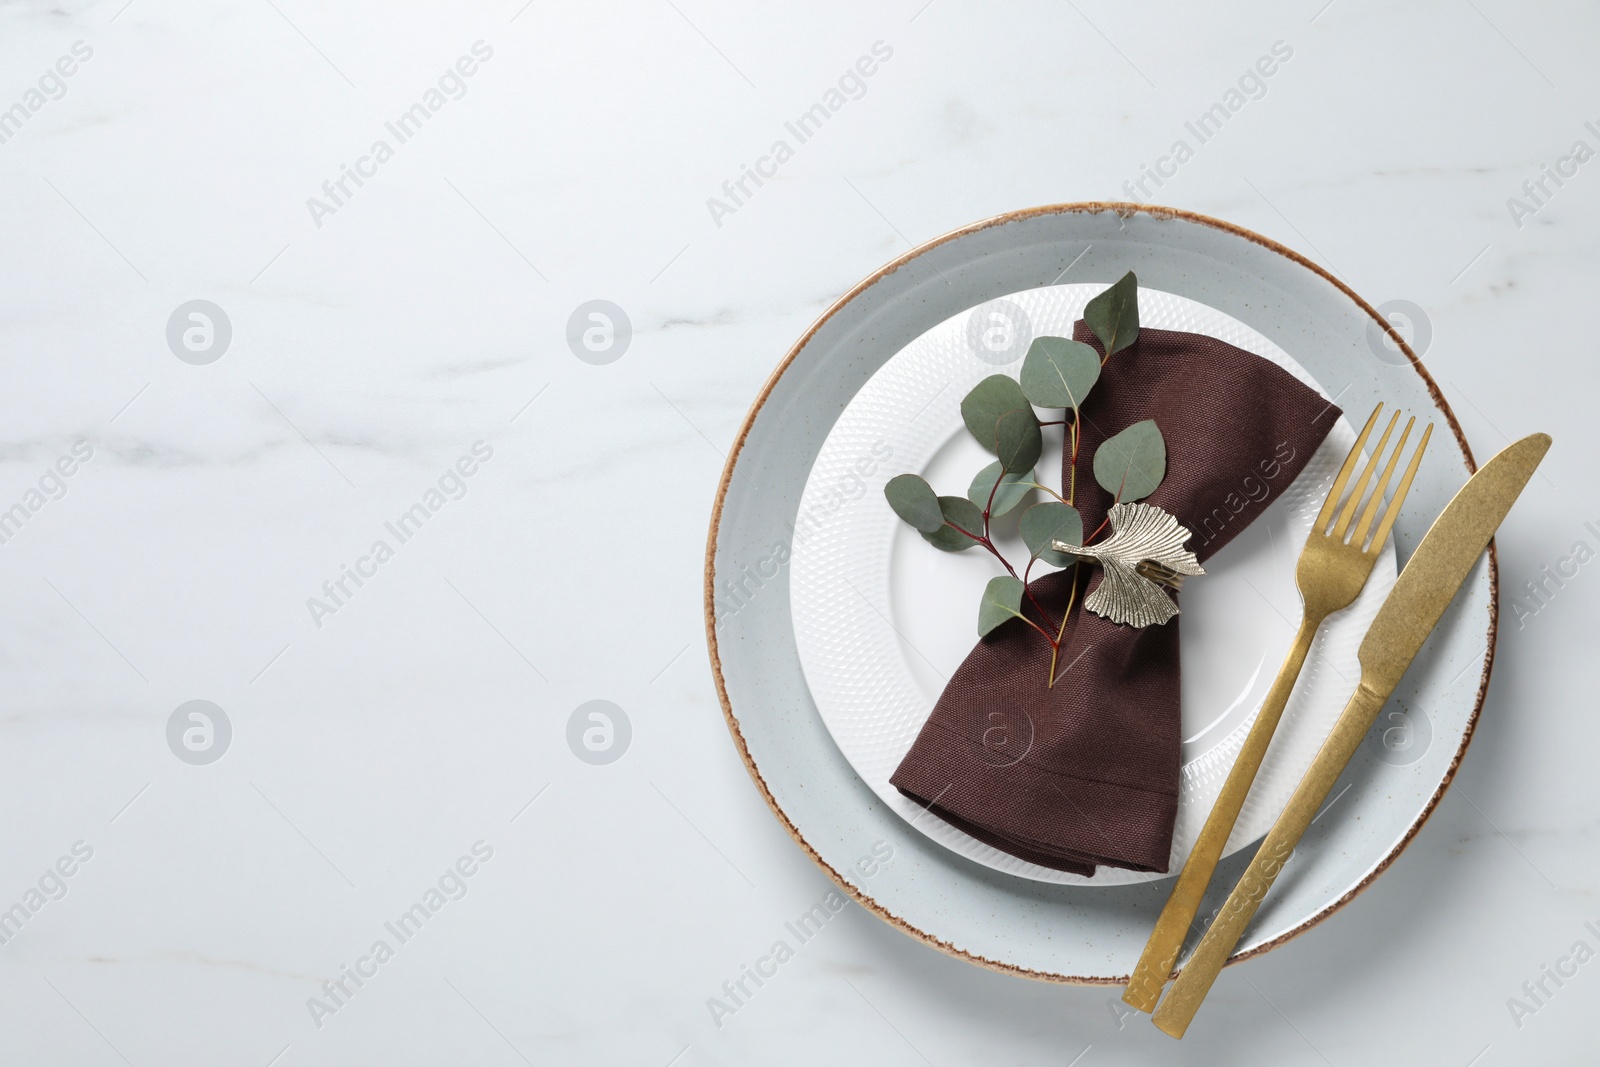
[889,322,1342,875]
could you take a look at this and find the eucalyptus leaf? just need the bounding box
[1084,271,1140,358]
[884,473,944,533]
[977,575,1026,637]
[1093,419,1166,502]
[920,495,984,552]
[920,525,972,552]
[996,408,1043,473]
[1019,501,1084,566]
[960,375,1031,454]
[1020,336,1101,409]
[967,461,1033,517]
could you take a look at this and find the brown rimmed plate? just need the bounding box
[704,203,1490,982]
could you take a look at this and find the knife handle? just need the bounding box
[1151,679,1390,1038]
[1123,613,1322,1013]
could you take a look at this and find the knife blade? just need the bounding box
[1149,431,1551,1038]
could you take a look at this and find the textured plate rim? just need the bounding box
[702,201,1494,985]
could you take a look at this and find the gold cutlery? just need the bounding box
[1151,431,1552,1037]
[1122,403,1429,1013]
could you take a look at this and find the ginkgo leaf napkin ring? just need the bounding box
[1053,501,1204,628]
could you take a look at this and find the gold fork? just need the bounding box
[1121,402,1431,1014]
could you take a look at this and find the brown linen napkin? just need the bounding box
[889,322,1341,875]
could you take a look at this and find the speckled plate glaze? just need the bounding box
[789,283,1397,886]
[705,204,1493,983]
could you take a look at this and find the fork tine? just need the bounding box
[1333,409,1401,539]
[1351,416,1414,549]
[1366,422,1432,553]
[1317,403,1384,529]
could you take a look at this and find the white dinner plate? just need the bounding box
[789,284,1397,885]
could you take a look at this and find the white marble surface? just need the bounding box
[0,0,1596,1063]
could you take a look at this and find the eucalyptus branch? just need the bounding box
[1018,481,1068,505]
[1047,561,1083,688]
[881,271,1163,686]
[1067,413,1080,505]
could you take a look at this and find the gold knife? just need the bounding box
[1150,431,1551,1038]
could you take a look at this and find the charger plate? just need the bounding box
[704,203,1491,982]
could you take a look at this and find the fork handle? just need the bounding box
[1122,612,1323,1013]
[1151,680,1390,1037]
